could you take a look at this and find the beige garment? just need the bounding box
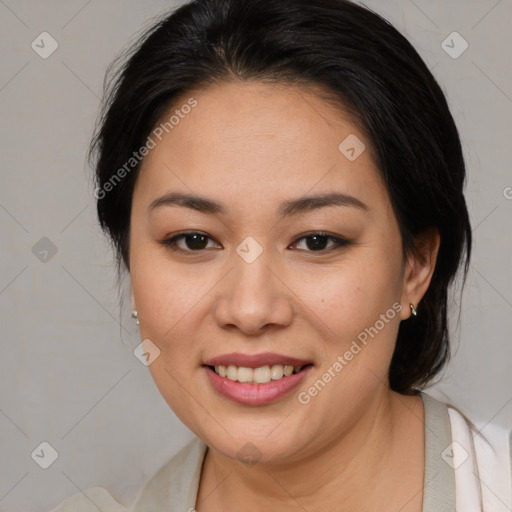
[48,437,206,512]
[48,392,511,511]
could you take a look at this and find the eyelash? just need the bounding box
[160,231,350,255]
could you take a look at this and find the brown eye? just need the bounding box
[291,233,349,252]
[162,232,221,252]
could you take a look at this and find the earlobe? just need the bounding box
[400,227,440,319]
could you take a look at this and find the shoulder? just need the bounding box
[446,399,512,511]
[49,437,208,512]
[130,435,208,509]
[48,486,127,512]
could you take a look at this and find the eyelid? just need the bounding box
[160,231,221,252]
[160,230,350,254]
[290,231,349,251]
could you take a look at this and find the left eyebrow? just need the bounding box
[147,191,368,216]
[278,192,368,217]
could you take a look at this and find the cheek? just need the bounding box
[130,242,186,353]
[292,264,403,425]
[297,255,403,340]
[294,250,404,403]
[129,231,211,328]
[130,256,209,418]
[132,263,205,344]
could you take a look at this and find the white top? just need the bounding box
[49,392,512,511]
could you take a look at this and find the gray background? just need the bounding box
[0,1,511,510]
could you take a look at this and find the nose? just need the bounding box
[213,250,294,336]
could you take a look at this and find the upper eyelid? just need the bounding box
[166,231,347,250]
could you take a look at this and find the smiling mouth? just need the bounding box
[206,363,313,384]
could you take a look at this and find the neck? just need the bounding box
[197,389,425,511]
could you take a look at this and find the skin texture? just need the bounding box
[129,81,440,511]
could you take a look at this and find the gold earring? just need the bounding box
[409,303,417,317]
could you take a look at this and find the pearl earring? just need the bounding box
[131,309,139,325]
[409,303,417,317]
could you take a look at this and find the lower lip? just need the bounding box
[203,365,313,405]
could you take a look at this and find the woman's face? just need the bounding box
[129,81,417,464]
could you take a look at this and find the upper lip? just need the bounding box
[203,352,313,368]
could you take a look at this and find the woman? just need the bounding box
[51,0,511,510]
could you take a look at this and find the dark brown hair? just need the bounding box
[89,0,472,394]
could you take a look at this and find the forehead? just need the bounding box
[135,81,386,210]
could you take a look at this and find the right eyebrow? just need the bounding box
[147,191,368,217]
[147,192,227,215]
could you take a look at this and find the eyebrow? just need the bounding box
[147,191,368,217]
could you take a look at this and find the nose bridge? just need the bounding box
[233,234,276,291]
[214,240,293,333]
[235,249,273,293]
[232,242,279,307]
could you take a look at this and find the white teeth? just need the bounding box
[270,365,283,380]
[237,367,253,383]
[283,365,293,377]
[226,365,238,381]
[253,366,271,383]
[213,364,304,384]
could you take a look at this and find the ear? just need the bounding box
[400,227,440,320]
